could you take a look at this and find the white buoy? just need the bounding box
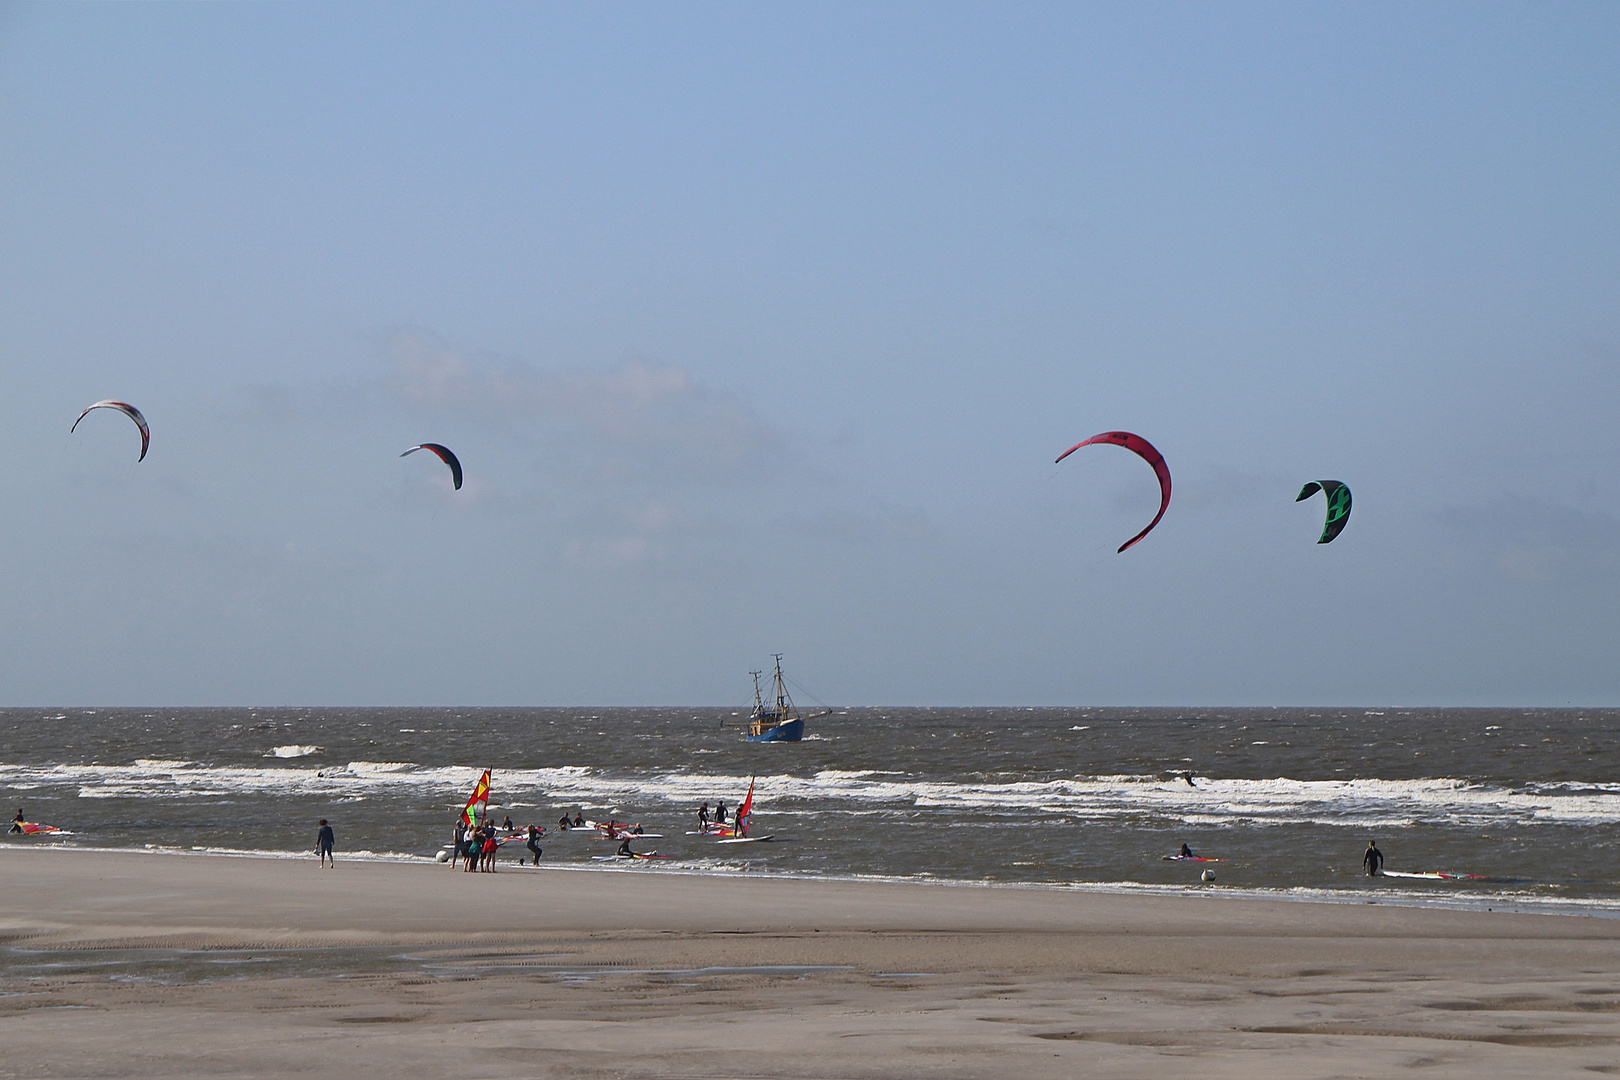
[1200,869,1215,882]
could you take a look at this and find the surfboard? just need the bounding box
[590,851,670,860]
[1161,855,1222,862]
[715,835,774,844]
[1380,870,1487,880]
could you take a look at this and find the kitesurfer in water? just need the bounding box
[315,819,335,868]
[1363,840,1384,877]
[10,809,23,834]
[558,815,571,830]
[1180,843,1194,858]
[526,825,543,865]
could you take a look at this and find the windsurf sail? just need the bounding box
[13,822,61,835]
[461,769,491,826]
[735,777,755,838]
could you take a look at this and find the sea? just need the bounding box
[4,706,1619,916]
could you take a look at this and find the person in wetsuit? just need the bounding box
[617,838,635,857]
[1180,843,1194,858]
[1363,840,1384,877]
[572,813,586,828]
[526,825,543,865]
[10,809,23,834]
[315,819,335,867]
[715,801,728,824]
[698,803,710,828]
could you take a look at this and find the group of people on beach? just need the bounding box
[451,817,544,872]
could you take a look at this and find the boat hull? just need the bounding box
[746,718,804,742]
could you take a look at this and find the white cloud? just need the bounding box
[389,331,783,483]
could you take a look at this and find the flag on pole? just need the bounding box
[461,769,491,826]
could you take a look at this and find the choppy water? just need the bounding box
[3,707,1619,913]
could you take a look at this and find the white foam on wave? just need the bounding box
[5,758,1619,828]
[270,745,323,758]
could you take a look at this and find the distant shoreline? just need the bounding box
[6,842,1618,923]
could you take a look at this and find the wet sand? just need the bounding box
[4,847,1620,1078]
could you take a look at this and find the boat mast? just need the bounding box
[750,670,764,715]
[773,653,791,719]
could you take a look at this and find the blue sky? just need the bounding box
[1,3,1616,705]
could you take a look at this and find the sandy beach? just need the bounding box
[2,849,1619,1078]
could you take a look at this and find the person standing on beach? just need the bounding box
[525,824,543,866]
[1363,840,1383,876]
[315,819,335,867]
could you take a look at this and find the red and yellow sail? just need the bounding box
[735,777,755,837]
[461,769,491,825]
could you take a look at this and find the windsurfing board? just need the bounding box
[1380,870,1487,880]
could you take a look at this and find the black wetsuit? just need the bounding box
[526,827,543,865]
[1363,845,1383,876]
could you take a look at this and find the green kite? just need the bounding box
[1296,480,1351,544]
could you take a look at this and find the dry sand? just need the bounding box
[4,848,1620,1078]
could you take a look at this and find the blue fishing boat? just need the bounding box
[745,655,827,742]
